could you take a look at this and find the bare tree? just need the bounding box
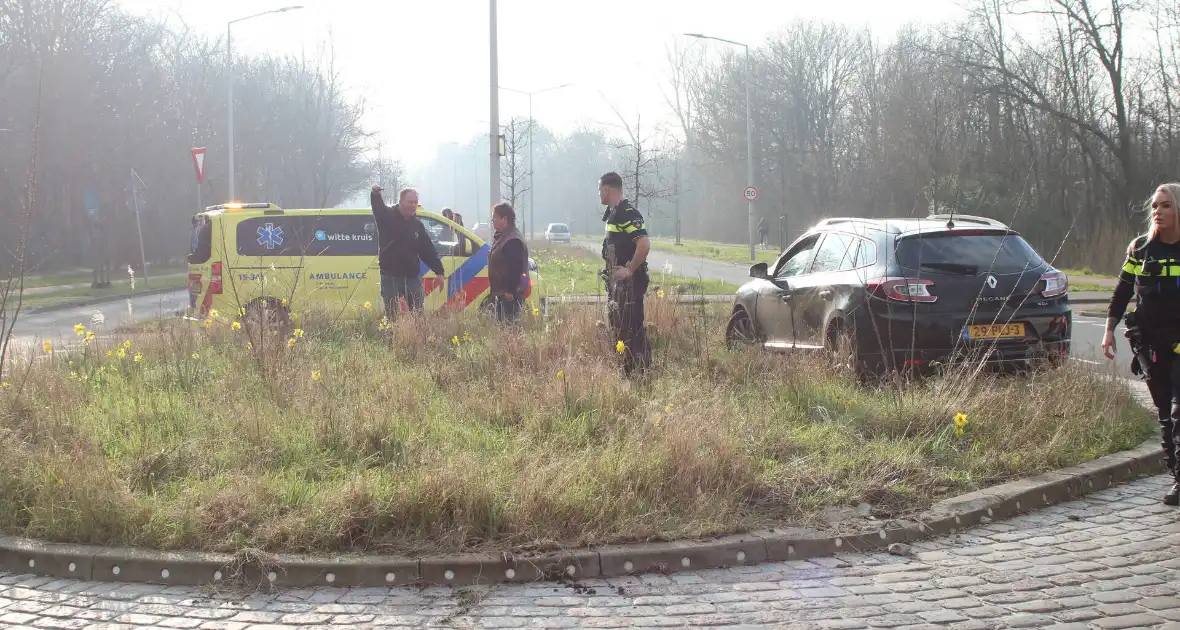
[499,116,532,210]
[604,98,674,216]
[0,58,43,385]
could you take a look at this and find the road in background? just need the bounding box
[2,290,189,352]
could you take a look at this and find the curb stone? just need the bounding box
[24,285,185,315]
[0,439,1164,590]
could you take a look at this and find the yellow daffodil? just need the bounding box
[0,381,10,389]
[124,340,132,349]
[203,319,213,329]
[239,307,247,318]
[556,370,565,379]
[293,328,304,338]
[657,289,666,298]
[451,335,459,346]
[209,309,219,319]
[616,340,625,354]
[134,352,143,363]
[362,301,372,310]
[280,298,289,307]
[953,412,968,428]
[311,370,321,381]
[191,353,200,359]
[287,338,296,348]
[231,321,242,332]
[532,307,541,317]
[42,340,52,354]
[116,348,126,359]
[73,323,86,336]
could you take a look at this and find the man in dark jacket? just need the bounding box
[370,185,446,318]
[487,201,528,323]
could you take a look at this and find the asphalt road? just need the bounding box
[2,289,189,353]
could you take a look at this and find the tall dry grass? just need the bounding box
[0,295,1153,556]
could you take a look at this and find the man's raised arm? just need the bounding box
[371,185,394,216]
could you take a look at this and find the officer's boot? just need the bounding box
[1161,418,1179,506]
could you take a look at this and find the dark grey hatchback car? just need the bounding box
[724,214,1072,379]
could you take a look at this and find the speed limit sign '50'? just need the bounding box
[743,185,759,202]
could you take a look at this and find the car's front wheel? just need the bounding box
[725,308,759,348]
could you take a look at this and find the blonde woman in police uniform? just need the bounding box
[1104,182,1180,505]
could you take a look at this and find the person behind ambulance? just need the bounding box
[370,185,446,318]
[599,171,652,377]
[1103,182,1180,505]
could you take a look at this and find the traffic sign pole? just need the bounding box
[744,186,759,258]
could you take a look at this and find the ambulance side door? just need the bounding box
[418,216,486,310]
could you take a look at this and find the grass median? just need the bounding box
[534,244,738,296]
[0,291,1153,557]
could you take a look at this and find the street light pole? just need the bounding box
[227,5,302,202]
[489,0,500,211]
[500,83,572,241]
[684,33,756,262]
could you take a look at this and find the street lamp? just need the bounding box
[489,0,500,219]
[501,83,573,240]
[685,32,756,262]
[227,5,303,202]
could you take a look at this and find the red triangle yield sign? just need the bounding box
[191,147,206,183]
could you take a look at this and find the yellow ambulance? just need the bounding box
[185,202,541,320]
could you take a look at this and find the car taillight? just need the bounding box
[867,277,937,303]
[1040,271,1067,298]
[210,262,223,294]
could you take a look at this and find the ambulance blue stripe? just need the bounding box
[417,244,491,298]
[447,245,490,298]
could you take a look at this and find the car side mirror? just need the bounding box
[749,262,769,279]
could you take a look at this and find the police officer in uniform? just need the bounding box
[599,171,652,376]
[1104,182,1180,505]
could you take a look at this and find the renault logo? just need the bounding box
[986,275,997,288]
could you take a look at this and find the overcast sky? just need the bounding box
[117,0,969,171]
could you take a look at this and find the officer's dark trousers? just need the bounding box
[607,273,651,376]
[1145,346,1180,478]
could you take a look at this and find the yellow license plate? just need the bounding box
[967,323,1026,339]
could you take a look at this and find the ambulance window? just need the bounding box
[189,217,212,264]
[420,217,474,258]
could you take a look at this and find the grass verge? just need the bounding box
[19,275,187,310]
[21,265,187,290]
[534,244,738,296]
[0,293,1153,557]
[645,237,780,266]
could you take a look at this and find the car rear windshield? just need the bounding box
[550,224,569,232]
[894,231,1044,275]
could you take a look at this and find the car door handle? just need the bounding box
[780,292,793,302]
[819,290,833,300]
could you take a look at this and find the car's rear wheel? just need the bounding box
[725,308,759,348]
[826,322,870,382]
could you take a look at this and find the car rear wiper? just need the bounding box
[919,262,979,275]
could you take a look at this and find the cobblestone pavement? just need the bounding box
[0,475,1178,629]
